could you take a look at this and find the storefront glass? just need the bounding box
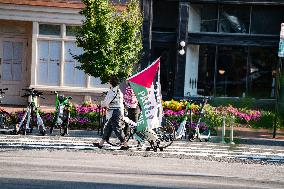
[197,45,277,99]
[189,3,281,99]
[251,6,284,35]
[199,5,218,32]
[219,5,250,34]
[248,47,277,98]
[191,4,284,35]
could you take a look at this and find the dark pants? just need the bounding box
[127,107,139,122]
[124,107,139,137]
[102,109,125,143]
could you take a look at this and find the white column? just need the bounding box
[60,24,66,87]
[86,75,90,88]
[188,4,201,32]
[184,45,200,96]
[30,21,38,86]
[184,4,201,96]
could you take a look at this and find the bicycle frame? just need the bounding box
[50,92,72,136]
[175,102,191,139]
[0,88,13,132]
[125,116,175,152]
[164,97,211,142]
[188,97,211,142]
[16,88,46,135]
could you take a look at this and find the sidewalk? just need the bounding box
[1,105,284,147]
[67,129,284,148]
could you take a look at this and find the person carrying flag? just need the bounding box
[93,76,130,150]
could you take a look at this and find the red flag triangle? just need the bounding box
[127,58,160,88]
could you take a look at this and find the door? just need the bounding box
[0,38,27,105]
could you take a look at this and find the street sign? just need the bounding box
[279,39,284,57]
[279,23,284,57]
[281,23,284,39]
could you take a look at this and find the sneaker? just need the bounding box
[119,146,129,150]
[93,142,103,149]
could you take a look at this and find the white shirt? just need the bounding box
[101,86,124,109]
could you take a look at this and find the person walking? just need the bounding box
[123,82,139,138]
[93,76,129,150]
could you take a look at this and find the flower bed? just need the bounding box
[162,99,278,133]
[6,99,279,131]
[8,101,107,130]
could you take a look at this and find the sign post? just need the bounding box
[274,23,284,138]
[278,23,284,57]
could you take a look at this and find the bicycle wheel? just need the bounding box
[0,110,13,131]
[153,117,175,148]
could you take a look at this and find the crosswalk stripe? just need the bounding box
[0,135,283,163]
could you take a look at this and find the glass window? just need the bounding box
[216,46,247,97]
[251,6,284,35]
[152,0,178,32]
[219,5,250,34]
[248,47,277,98]
[39,24,61,35]
[197,45,216,96]
[37,40,60,85]
[2,41,23,81]
[195,45,277,99]
[66,26,80,36]
[189,4,218,33]
[64,41,85,87]
[200,5,218,32]
[188,4,218,32]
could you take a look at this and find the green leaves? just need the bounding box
[75,0,143,83]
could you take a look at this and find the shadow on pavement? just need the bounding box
[0,177,200,189]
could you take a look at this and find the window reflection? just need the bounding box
[248,47,277,98]
[190,4,284,35]
[216,46,247,97]
[219,5,250,34]
[197,45,215,96]
[196,45,276,99]
[251,6,284,35]
[199,5,218,32]
[39,24,61,36]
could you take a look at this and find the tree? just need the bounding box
[74,0,143,83]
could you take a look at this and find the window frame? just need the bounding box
[35,23,106,92]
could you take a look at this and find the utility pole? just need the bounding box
[275,23,284,138]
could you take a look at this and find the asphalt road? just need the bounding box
[0,148,283,189]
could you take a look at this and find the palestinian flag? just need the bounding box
[127,58,161,131]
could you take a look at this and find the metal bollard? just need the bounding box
[230,116,235,145]
[221,116,226,143]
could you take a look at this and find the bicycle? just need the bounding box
[103,111,175,152]
[49,92,72,136]
[0,88,14,134]
[182,96,211,142]
[15,88,47,136]
[163,96,211,142]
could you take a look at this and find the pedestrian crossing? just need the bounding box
[0,135,283,163]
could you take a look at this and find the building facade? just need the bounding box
[0,0,111,105]
[1,0,283,106]
[142,0,284,103]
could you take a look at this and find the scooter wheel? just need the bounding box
[159,147,164,151]
[145,147,151,151]
[40,130,46,136]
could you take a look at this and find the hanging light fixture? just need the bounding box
[179,41,186,55]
